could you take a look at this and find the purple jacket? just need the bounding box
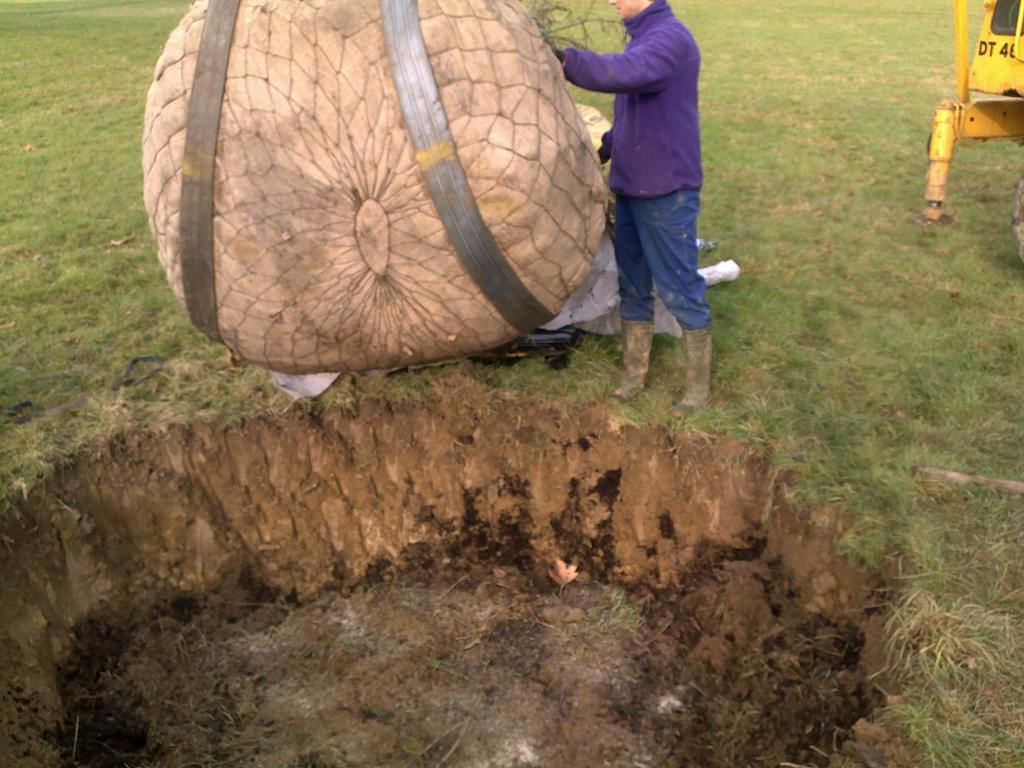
[562,0,701,198]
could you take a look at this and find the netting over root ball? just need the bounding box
[143,0,606,374]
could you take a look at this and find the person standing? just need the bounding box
[553,0,712,412]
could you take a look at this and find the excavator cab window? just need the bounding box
[992,0,1022,35]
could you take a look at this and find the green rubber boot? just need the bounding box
[672,326,712,414]
[610,321,654,401]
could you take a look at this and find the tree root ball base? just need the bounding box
[1,400,905,767]
[143,0,607,373]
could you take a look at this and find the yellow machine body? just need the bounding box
[970,0,1024,95]
[920,0,1024,224]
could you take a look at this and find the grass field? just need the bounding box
[2,0,1024,764]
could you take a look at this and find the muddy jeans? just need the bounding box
[614,187,711,331]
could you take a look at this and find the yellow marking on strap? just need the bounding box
[415,139,457,171]
[182,147,214,181]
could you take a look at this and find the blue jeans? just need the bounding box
[614,188,711,331]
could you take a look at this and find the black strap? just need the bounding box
[179,0,242,343]
[3,401,41,424]
[112,355,168,389]
[381,0,555,332]
[3,356,167,425]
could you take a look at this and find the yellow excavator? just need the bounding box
[920,0,1024,255]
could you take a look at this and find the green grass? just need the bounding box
[3,0,1024,763]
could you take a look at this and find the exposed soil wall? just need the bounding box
[0,399,892,767]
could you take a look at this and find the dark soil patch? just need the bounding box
[55,557,873,768]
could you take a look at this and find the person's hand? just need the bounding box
[598,144,611,164]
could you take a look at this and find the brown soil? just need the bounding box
[0,396,905,767]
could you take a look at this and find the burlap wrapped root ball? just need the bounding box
[143,0,607,374]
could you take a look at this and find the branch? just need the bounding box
[914,465,1024,495]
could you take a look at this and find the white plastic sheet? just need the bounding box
[541,231,740,337]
